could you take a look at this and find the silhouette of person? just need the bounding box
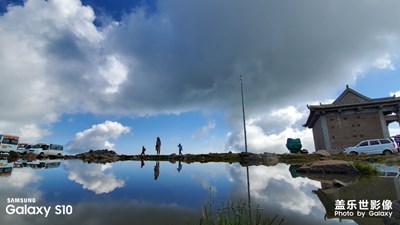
[140,146,146,156]
[140,158,145,168]
[177,160,182,172]
[154,161,160,180]
[177,143,183,156]
[155,137,161,155]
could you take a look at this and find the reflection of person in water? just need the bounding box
[140,146,146,156]
[177,160,182,172]
[154,161,160,180]
[155,137,161,155]
[140,158,145,168]
[177,143,183,156]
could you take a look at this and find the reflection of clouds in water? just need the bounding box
[64,161,125,194]
[249,164,321,215]
[0,168,43,201]
[228,164,326,223]
[1,167,42,189]
[191,174,217,195]
[0,200,199,225]
[0,168,43,225]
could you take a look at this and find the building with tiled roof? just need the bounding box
[304,85,400,152]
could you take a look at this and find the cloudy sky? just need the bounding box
[0,0,399,154]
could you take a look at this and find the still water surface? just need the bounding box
[0,159,399,225]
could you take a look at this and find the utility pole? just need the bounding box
[240,75,248,153]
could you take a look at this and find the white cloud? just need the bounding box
[373,54,396,70]
[1,0,400,143]
[99,55,128,94]
[193,120,216,138]
[389,123,400,137]
[390,91,400,97]
[225,106,314,153]
[18,124,52,143]
[0,0,106,140]
[66,121,130,153]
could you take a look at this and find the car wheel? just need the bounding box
[383,150,392,155]
[350,151,358,156]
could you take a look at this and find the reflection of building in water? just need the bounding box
[311,175,400,225]
[0,160,13,176]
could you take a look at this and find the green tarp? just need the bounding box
[286,138,302,153]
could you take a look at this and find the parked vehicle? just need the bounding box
[0,160,14,176]
[27,143,63,157]
[0,134,19,153]
[392,135,400,151]
[343,138,397,155]
[17,143,29,154]
[20,159,61,169]
[375,164,400,178]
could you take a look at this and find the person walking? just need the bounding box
[140,146,146,156]
[177,160,182,172]
[178,143,183,156]
[155,137,161,155]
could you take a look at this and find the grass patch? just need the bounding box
[353,161,379,175]
[200,201,284,225]
[278,153,321,164]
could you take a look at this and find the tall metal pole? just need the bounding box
[240,75,248,153]
[241,75,252,223]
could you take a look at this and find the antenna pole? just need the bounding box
[240,75,248,153]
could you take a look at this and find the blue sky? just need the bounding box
[0,0,399,154]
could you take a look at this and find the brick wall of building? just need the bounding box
[326,111,383,151]
[312,117,326,151]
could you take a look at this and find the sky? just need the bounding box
[0,0,399,155]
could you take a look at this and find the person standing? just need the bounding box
[177,143,183,156]
[155,137,161,155]
[154,161,160,180]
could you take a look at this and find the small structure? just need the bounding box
[304,86,400,152]
[286,138,302,153]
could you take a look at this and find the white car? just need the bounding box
[375,164,400,178]
[27,143,64,157]
[343,138,397,156]
[17,143,30,155]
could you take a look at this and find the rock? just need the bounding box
[332,179,348,187]
[300,149,309,154]
[74,149,120,164]
[297,160,359,174]
[314,150,331,157]
[24,152,37,161]
[239,152,278,166]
